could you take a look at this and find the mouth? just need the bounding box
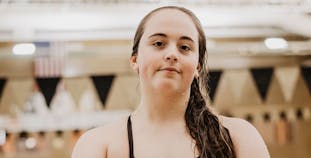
[159,67,181,73]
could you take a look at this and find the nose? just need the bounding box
[164,45,179,63]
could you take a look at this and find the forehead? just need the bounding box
[143,9,199,41]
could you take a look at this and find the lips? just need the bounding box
[159,67,181,73]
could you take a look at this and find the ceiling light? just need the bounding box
[264,38,288,50]
[13,43,36,55]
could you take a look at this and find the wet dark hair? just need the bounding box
[131,6,236,158]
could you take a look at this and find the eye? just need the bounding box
[153,41,165,48]
[179,45,191,52]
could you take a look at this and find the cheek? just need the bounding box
[183,65,196,81]
[137,51,157,79]
[185,54,198,73]
[139,62,149,80]
[182,56,199,82]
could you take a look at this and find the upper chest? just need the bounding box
[107,130,198,158]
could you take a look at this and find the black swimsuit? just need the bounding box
[127,115,205,158]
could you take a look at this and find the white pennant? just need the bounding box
[105,75,140,110]
[213,70,237,108]
[275,66,299,103]
[266,74,286,104]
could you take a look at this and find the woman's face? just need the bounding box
[132,9,199,94]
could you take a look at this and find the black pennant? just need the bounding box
[36,77,61,107]
[91,75,115,108]
[207,71,222,102]
[301,66,311,93]
[0,78,7,99]
[250,68,274,101]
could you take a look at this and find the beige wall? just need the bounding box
[0,56,311,158]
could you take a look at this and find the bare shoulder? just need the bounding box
[71,117,128,158]
[219,115,270,158]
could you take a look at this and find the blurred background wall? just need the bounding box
[0,0,310,158]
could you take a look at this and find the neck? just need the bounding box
[133,87,190,125]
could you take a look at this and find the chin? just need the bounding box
[152,79,180,93]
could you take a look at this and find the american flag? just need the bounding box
[34,42,66,77]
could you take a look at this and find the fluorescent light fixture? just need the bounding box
[264,38,288,49]
[13,43,36,55]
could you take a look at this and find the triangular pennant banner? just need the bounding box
[0,78,7,99]
[64,77,101,110]
[227,70,249,101]
[275,66,299,103]
[105,75,140,110]
[265,75,286,104]
[237,70,262,105]
[290,74,311,106]
[250,68,274,101]
[91,75,114,107]
[36,77,61,107]
[301,66,311,93]
[208,70,222,102]
[213,71,237,107]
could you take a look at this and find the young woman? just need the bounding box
[71,6,270,158]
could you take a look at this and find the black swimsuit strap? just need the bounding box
[126,115,233,158]
[127,115,134,158]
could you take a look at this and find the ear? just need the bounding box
[195,64,201,78]
[196,64,201,71]
[130,55,139,73]
[194,70,199,78]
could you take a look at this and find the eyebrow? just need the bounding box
[148,33,194,43]
[180,36,194,43]
[148,33,167,39]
